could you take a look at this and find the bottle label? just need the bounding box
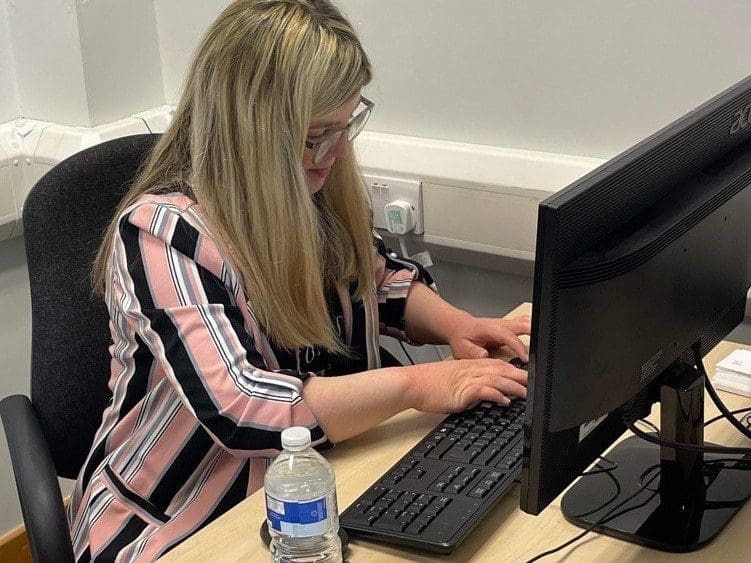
[265,492,335,538]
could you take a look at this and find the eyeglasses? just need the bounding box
[305,96,374,164]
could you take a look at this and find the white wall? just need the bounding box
[0,0,20,123]
[76,0,164,126]
[155,0,751,159]
[7,0,90,125]
[154,0,232,103]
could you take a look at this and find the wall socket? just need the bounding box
[364,173,423,234]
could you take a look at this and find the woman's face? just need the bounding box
[303,94,362,194]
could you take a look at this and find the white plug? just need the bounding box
[384,200,415,235]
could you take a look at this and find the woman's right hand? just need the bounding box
[404,358,528,414]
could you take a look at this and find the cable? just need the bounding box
[636,419,659,435]
[704,407,751,428]
[626,419,751,455]
[692,346,751,441]
[526,465,661,562]
[398,341,415,365]
[703,369,751,441]
[397,236,410,259]
[572,461,622,519]
[581,456,618,477]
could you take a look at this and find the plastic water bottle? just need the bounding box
[264,427,342,562]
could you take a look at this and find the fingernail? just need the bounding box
[479,350,489,359]
[502,397,511,406]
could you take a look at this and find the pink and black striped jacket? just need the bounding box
[67,193,434,562]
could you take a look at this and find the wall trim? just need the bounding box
[0,524,31,563]
[1,107,748,314]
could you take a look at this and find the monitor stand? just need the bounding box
[561,361,751,552]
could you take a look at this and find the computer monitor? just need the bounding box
[520,74,751,552]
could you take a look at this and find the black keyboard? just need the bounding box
[340,398,526,554]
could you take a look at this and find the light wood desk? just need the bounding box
[161,303,751,562]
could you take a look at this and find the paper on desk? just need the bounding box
[713,349,751,397]
[716,349,751,376]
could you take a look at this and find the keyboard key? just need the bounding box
[430,480,449,492]
[405,468,426,479]
[468,486,490,499]
[359,486,387,504]
[383,489,402,502]
[375,499,393,511]
[366,505,386,518]
[436,496,452,507]
[376,516,409,532]
[479,447,502,466]
[383,507,404,520]
[411,442,435,457]
[426,439,455,459]
[488,471,505,483]
[449,482,465,494]
[405,520,428,535]
[406,502,426,515]
[401,492,418,504]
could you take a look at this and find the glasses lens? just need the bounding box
[314,130,344,164]
[348,105,372,141]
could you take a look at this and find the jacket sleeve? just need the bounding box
[111,201,327,457]
[373,231,437,343]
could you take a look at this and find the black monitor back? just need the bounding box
[521,76,751,515]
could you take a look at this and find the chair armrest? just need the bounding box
[0,395,75,563]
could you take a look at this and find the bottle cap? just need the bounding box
[281,427,311,449]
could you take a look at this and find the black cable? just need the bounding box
[692,346,751,442]
[526,465,661,562]
[627,419,751,455]
[636,419,659,434]
[703,368,751,441]
[398,341,415,365]
[570,466,622,518]
[581,456,618,476]
[705,407,751,428]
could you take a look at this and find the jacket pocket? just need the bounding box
[101,465,169,526]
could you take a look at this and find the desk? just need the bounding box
[161,303,751,562]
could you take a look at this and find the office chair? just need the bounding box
[0,133,160,563]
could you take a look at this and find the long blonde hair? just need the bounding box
[93,0,374,355]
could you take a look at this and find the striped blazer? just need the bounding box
[67,193,435,562]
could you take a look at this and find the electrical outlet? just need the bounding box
[364,173,423,234]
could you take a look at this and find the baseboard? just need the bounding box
[0,525,31,563]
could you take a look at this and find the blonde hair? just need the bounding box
[93,0,374,355]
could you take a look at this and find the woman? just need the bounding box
[69,1,530,560]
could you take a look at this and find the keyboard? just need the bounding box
[340,398,526,554]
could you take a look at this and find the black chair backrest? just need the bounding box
[23,133,160,479]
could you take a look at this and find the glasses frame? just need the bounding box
[305,96,374,164]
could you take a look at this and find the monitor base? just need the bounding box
[561,435,751,552]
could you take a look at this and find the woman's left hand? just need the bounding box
[448,315,532,362]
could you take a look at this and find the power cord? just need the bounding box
[704,407,751,429]
[625,349,751,456]
[525,464,661,562]
[626,418,751,455]
[398,341,415,365]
